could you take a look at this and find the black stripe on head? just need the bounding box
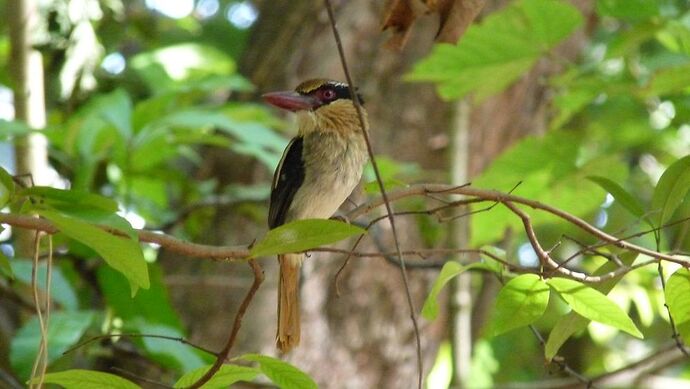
[295,79,364,107]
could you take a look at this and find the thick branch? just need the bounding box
[2,181,688,285]
[0,213,250,259]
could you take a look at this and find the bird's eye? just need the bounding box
[321,89,336,100]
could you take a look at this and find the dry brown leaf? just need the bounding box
[435,0,486,43]
[381,0,486,49]
[381,0,420,50]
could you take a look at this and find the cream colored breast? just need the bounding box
[287,131,367,221]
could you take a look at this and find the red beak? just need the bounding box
[262,91,318,112]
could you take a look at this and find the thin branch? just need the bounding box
[0,213,250,259]
[346,184,689,266]
[322,1,423,387]
[29,232,48,389]
[109,367,171,389]
[188,260,264,389]
[559,215,690,267]
[492,273,593,387]
[4,184,688,268]
[524,342,690,389]
[587,342,689,387]
[658,262,690,357]
[334,233,367,296]
[527,325,594,388]
[63,333,216,357]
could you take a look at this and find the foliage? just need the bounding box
[666,268,690,343]
[173,355,317,389]
[488,274,550,337]
[416,0,690,385]
[1,0,690,387]
[28,369,140,389]
[249,219,365,258]
[407,0,583,102]
[0,0,301,386]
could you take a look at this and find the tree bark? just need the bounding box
[7,0,51,256]
[164,1,595,388]
[234,1,449,387]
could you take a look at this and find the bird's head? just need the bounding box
[262,79,366,134]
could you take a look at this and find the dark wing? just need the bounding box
[268,137,305,229]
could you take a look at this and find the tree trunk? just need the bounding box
[236,1,449,387]
[165,1,594,388]
[7,0,51,257]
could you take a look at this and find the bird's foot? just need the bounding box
[330,214,351,224]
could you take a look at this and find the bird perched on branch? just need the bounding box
[263,79,369,352]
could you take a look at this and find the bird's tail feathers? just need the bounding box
[277,253,302,352]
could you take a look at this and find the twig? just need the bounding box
[0,212,674,283]
[109,367,171,388]
[523,342,690,389]
[3,184,688,268]
[334,233,367,297]
[188,260,264,389]
[322,1,423,387]
[528,324,594,387]
[63,333,216,357]
[658,262,690,357]
[585,342,689,387]
[502,201,584,278]
[42,236,53,378]
[491,272,593,388]
[346,184,689,266]
[558,215,690,267]
[29,232,48,389]
[0,213,250,259]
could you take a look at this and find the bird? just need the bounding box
[262,79,369,352]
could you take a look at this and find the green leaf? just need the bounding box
[21,187,134,239]
[174,364,260,388]
[0,119,32,139]
[139,109,286,169]
[470,130,626,246]
[587,176,646,219]
[40,210,149,296]
[651,155,690,228]
[97,265,207,372]
[407,0,583,101]
[28,369,139,389]
[240,354,317,389]
[656,21,690,56]
[489,274,550,336]
[95,89,133,139]
[22,187,118,213]
[547,277,643,338]
[647,64,690,96]
[544,313,588,361]
[130,321,207,373]
[479,246,508,274]
[0,166,14,207]
[97,265,182,329]
[422,261,493,320]
[131,43,236,93]
[665,268,690,344]
[11,261,79,310]
[544,257,638,360]
[11,311,95,380]
[0,249,13,279]
[250,220,365,258]
[596,0,659,21]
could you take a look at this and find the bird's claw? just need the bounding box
[330,214,351,224]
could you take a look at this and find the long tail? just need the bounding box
[277,253,302,352]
